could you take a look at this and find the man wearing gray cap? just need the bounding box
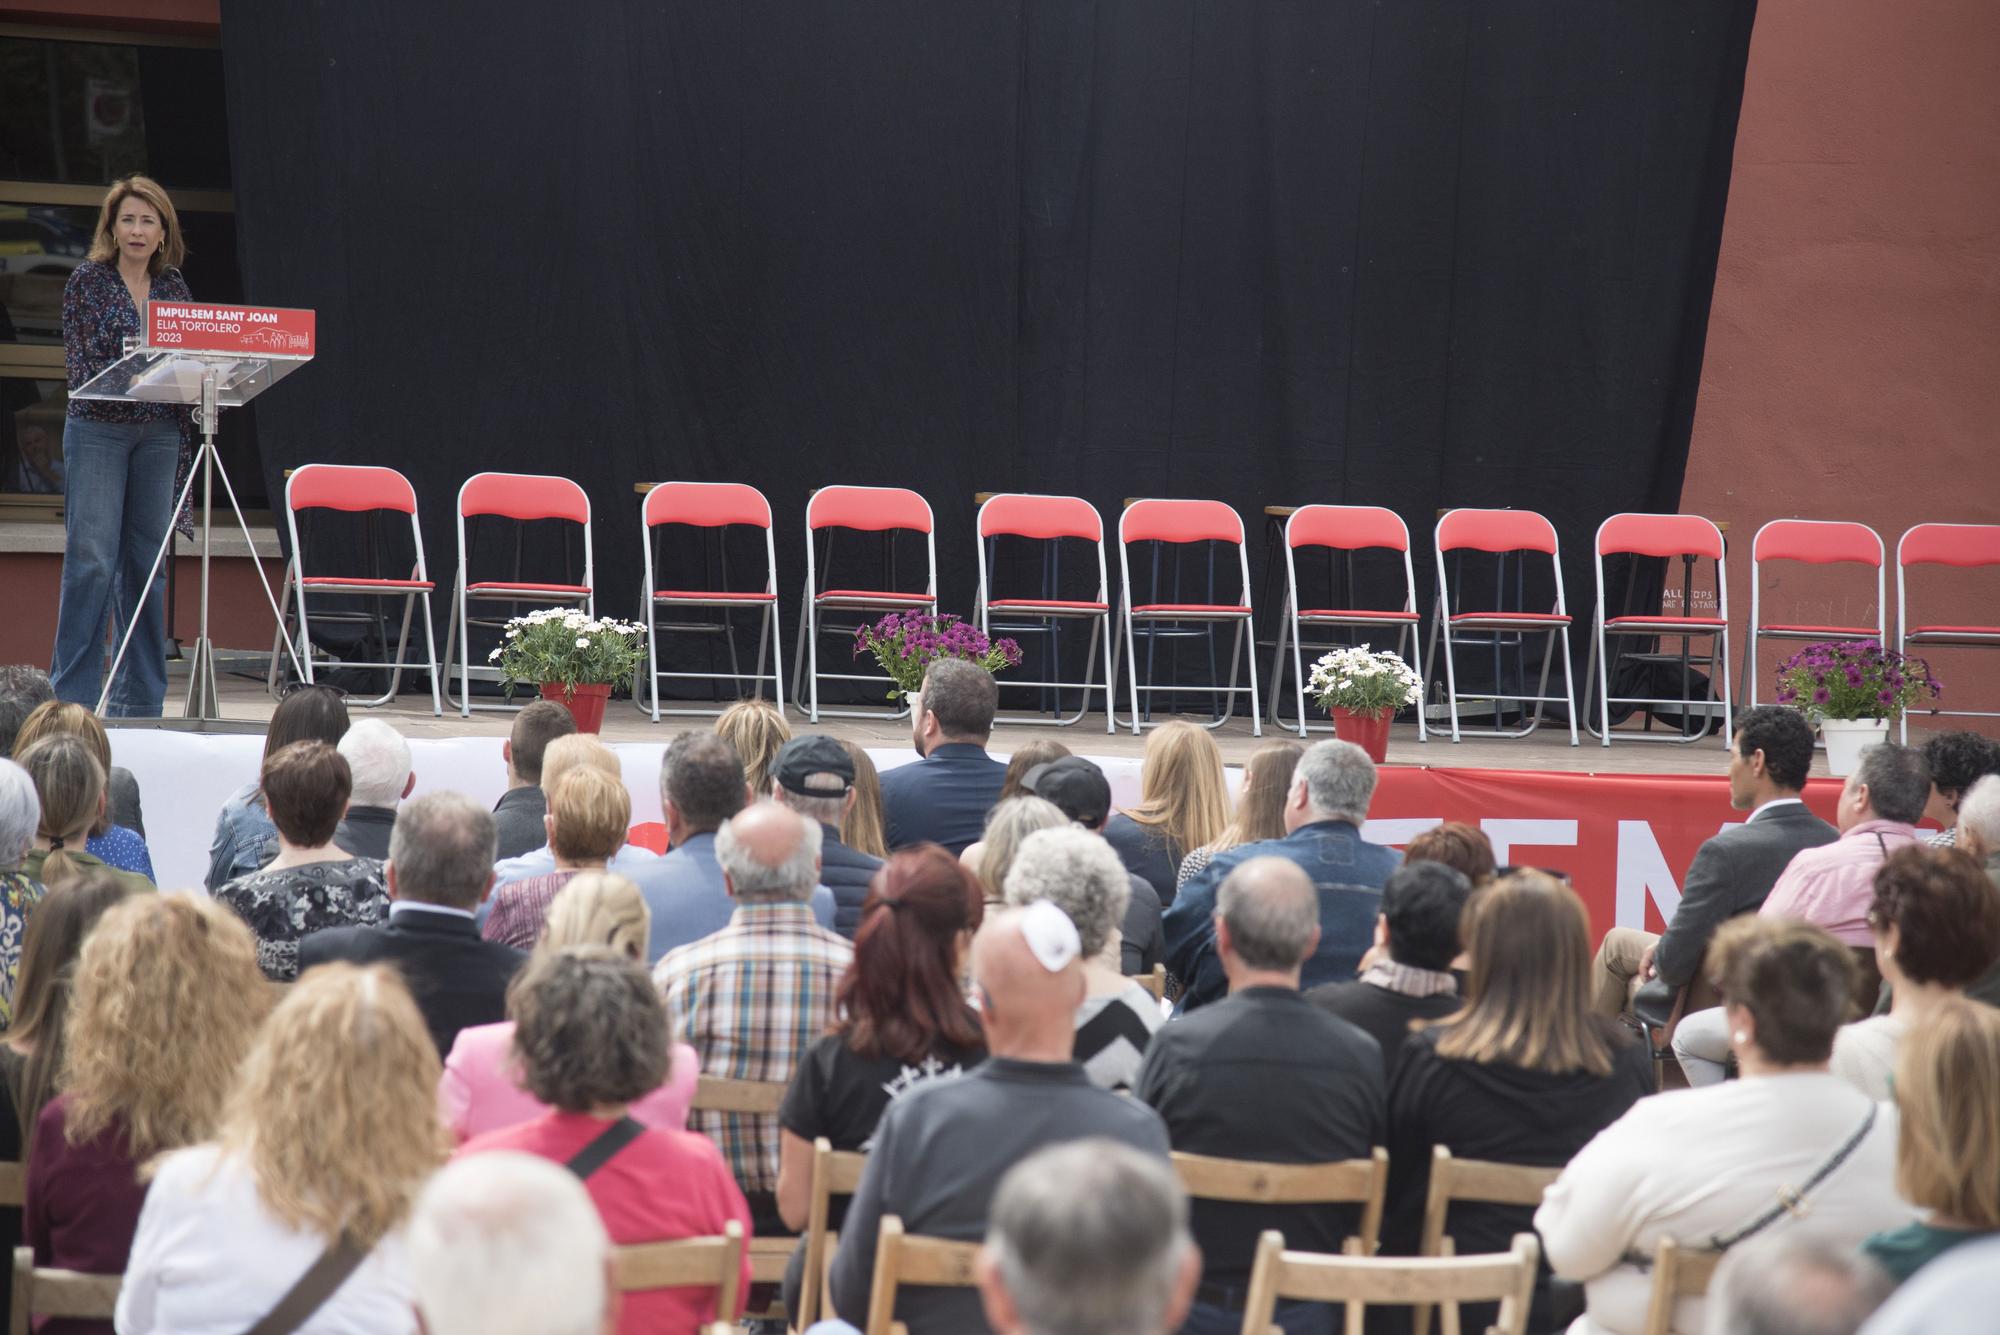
[769,734,883,938]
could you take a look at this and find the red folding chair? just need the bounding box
[1268,505,1423,740]
[638,481,783,721]
[974,493,1115,732]
[443,472,594,717]
[1896,522,2000,742]
[1743,519,1884,710]
[271,464,441,715]
[1585,514,1731,748]
[1113,499,1261,737]
[1424,508,1577,745]
[793,485,937,722]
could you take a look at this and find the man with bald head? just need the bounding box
[655,800,853,1235]
[1138,857,1387,1334]
[829,904,1171,1335]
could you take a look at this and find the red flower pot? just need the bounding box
[1330,705,1392,764]
[541,681,611,734]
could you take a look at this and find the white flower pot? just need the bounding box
[1821,718,1890,777]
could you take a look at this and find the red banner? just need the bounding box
[1364,769,1862,941]
[147,301,316,356]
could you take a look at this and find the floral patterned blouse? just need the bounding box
[216,858,389,982]
[0,869,47,1027]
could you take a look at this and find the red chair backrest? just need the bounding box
[288,464,419,516]
[1753,519,1881,567]
[979,493,1102,543]
[1121,499,1243,546]
[644,481,773,531]
[807,486,932,535]
[459,472,590,525]
[1436,508,1559,556]
[1899,523,2000,569]
[1597,513,1724,562]
[1287,504,1410,554]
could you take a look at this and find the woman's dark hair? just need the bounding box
[1869,845,2000,988]
[1921,731,2000,805]
[263,685,350,762]
[4,871,131,1156]
[1404,822,1498,887]
[999,740,1071,803]
[1707,916,1860,1065]
[261,741,351,848]
[1734,705,1817,792]
[1381,861,1474,972]
[510,946,670,1112]
[837,846,985,1065]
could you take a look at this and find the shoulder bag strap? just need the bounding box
[241,1234,368,1335]
[565,1114,647,1180]
[1707,1103,1880,1251]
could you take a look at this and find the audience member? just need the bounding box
[333,717,414,859]
[655,801,853,1233]
[442,871,696,1142]
[1017,757,1165,973]
[1918,729,2000,847]
[1175,740,1302,891]
[1955,775,2000,1004]
[118,964,444,1334]
[1385,871,1651,1332]
[489,734,659,891]
[1138,856,1383,1335]
[217,740,389,981]
[0,665,56,759]
[29,894,270,1333]
[15,735,150,893]
[300,791,525,1056]
[1167,740,1399,1010]
[205,682,348,892]
[715,696,792,803]
[771,733,883,938]
[1858,1234,2000,1334]
[839,738,889,858]
[482,765,629,949]
[997,738,1070,803]
[965,795,1068,905]
[1705,1235,1890,1335]
[879,658,1008,854]
[1538,917,1912,1335]
[828,904,1171,1334]
[13,702,150,875]
[1307,860,1472,1070]
[408,1152,612,1335]
[1005,827,1161,1091]
[978,1139,1200,1335]
[1402,821,1498,887]
[462,947,752,1334]
[489,699,578,861]
[1105,720,1228,908]
[1861,997,2000,1283]
[0,759,47,1021]
[1832,847,2000,1099]
[1591,706,1837,1018]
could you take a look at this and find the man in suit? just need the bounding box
[300,790,526,1055]
[489,700,577,862]
[768,733,882,938]
[1589,704,1840,1017]
[878,658,1007,855]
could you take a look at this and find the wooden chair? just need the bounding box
[1129,963,1168,1003]
[691,1074,788,1116]
[12,1247,122,1335]
[799,1137,870,1326]
[863,1215,981,1335]
[1173,1148,1389,1256]
[1241,1230,1540,1335]
[1642,1236,1721,1335]
[1414,1148,1561,1335]
[612,1218,746,1320]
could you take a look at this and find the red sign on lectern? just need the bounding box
[146,301,316,357]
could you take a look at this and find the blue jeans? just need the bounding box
[50,416,179,717]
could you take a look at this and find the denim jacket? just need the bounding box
[205,781,278,894]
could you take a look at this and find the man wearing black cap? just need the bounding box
[1020,756,1165,975]
[769,734,884,939]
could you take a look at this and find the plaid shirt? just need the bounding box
[480,869,578,950]
[653,902,853,1196]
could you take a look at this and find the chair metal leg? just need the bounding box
[419,587,444,717]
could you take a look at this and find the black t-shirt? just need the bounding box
[1305,979,1463,1074]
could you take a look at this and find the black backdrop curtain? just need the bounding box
[220,0,1757,703]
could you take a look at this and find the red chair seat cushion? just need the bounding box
[1606,615,1727,629]
[466,581,590,596]
[1756,623,1878,636]
[1298,609,1420,622]
[301,577,434,591]
[1907,625,2000,637]
[815,590,935,604]
[1130,603,1252,617]
[1448,611,1571,625]
[987,598,1110,612]
[655,590,778,602]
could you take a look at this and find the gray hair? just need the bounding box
[1703,1233,1891,1335]
[1959,775,2000,857]
[715,800,823,903]
[660,731,747,834]
[987,1139,1191,1335]
[0,666,54,760]
[1293,739,1377,825]
[922,657,999,739]
[409,1151,609,1335]
[0,758,39,867]
[1216,856,1320,970]
[510,946,670,1110]
[337,718,412,808]
[1852,743,1931,825]
[773,774,847,829]
[1002,826,1128,960]
[388,791,497,910]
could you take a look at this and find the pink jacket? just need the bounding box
[1759,819,1921,945]
[439,1020,700,1143]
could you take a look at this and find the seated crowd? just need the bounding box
[0,661,1997,1335]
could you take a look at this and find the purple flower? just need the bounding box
[1812,687,1831,704]
[1877,689,1895,705]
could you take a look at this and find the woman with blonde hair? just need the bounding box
[119,964,443,1334]
[482,765,630,949]
[15,735,150,894]
[26,894,271,1327]
[839,738,888,858]
[1175,740,1303,891]
[1106,720,1228,907]
[715,698,791,802]
[442,872,697,1141]
[962,794,1069,904]
[12,701,152,877]
[998,738,1070,802]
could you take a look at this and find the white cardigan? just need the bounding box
[1534,1073,1913,1335]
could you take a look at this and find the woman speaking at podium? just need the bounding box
[49,176,194,718]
